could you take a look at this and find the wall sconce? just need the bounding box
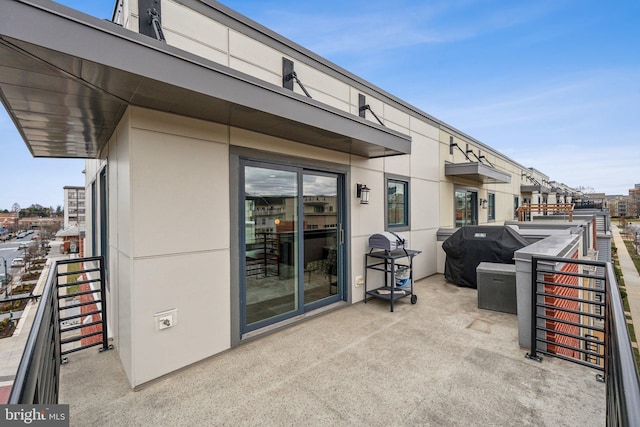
[480,198,488,209]
[356,184,370,204]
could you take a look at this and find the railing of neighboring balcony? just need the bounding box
[517,203,574,221]
[574,200,606,210]
[526,255,640,427]
[8,256,111,404]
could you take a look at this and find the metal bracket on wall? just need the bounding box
[466,144,482,162]
[139,0,165,42]
[465,145,494,167]
[282,58,312,98]
[358,94,385,126]
[449,137,472,161]
[478,153,495,167]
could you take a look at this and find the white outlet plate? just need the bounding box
[154,309,178,331]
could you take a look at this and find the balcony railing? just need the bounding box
[6,254,640,425]
[527,255,640,426]
[8,256,110,404]
[517,203,574,221]
[574,200,606,210]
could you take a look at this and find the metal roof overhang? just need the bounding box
[0,0,411,159]
[520,184,552,194]
[444,162,511,184]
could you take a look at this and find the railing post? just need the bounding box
[98,257,112,352]
[526,256,542,362]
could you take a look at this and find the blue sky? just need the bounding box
[1,0,638,210]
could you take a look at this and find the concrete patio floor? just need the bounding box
[60,274,604,426]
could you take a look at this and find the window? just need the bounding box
[514,196,519,219]
[488,193,496,221]
[386,175,410,230]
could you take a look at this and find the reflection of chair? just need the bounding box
[305,248,338,294]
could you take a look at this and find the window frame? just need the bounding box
[385,173,410,231]
[488,192,496,222]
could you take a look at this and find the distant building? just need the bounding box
[608,195,631,218]
[629,184,640,218]
[0,212,18,233]
[63,186,86,229]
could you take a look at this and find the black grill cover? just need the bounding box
[443,226,529,288]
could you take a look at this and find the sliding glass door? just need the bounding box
[303,172,340,307]
[455,189,478,227]
[241,161,344,332]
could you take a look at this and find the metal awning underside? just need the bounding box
[445,162,511,184]
[0,0,410,159]
[521,184,552,194]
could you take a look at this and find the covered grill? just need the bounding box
[442,226,529,288]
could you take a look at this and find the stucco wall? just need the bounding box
[126,108,231,386]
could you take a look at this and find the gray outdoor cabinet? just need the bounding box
[476,262,517,314]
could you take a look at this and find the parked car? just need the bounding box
[11,257,25,268]
[16,232,26,239]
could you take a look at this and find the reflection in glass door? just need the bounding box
[303,173,339,306]
[241,163,344,332]
[455,189,478,227]
[243,165,298,327]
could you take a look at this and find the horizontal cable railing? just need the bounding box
[526,255,640,426]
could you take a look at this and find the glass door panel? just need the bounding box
[455,190,466,227]
[466,192,477,225]
[302,173,340,305]
[455,189,478,227]
[243,165,298,327]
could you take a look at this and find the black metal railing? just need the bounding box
[246,232,280,278]
[8,264,60,404]
[526,255,640,426]
[574,200,605,210]
[9,256,111,404]
[56,257,112,362]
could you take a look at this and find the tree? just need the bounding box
[576,186,595,195]
[11,203,20,232]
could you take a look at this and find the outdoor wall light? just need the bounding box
[356,184,370,205]
[480,198,488,209]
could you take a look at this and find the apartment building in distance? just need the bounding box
[63,185,86,229]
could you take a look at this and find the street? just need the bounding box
[0,234,36,276]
